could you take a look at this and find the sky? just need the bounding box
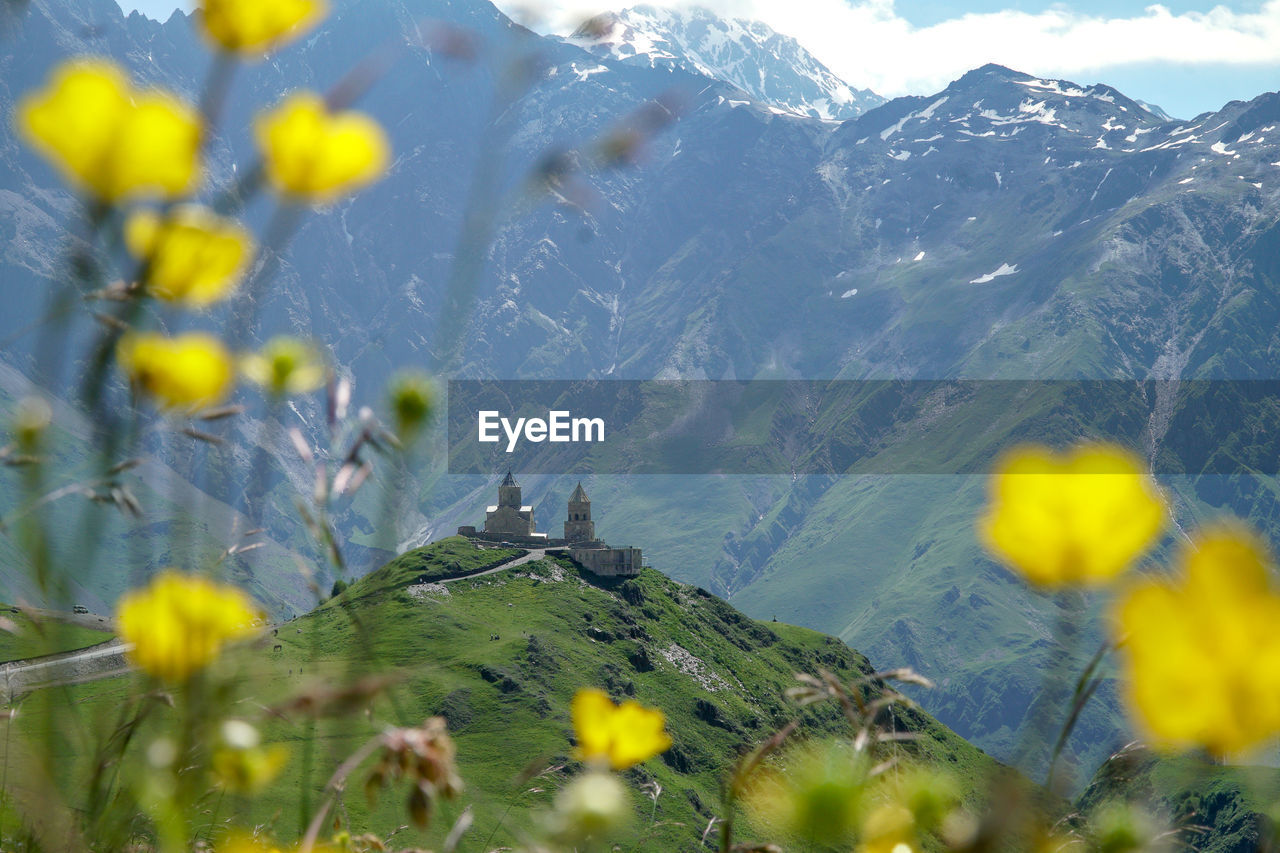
[117,0,1280,119]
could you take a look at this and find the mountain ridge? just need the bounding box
[566,4,884,121]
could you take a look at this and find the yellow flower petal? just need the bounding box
[117,571,260,682]
[979,443,1166,587]
[126,206,253,306]
[571,687,671,771]
[17,59,201,202]
[1115,524,1280,757]
[199,0,327,55]
[254,92,389,203]
[118,331,235,412]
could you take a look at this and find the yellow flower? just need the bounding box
[212,720,289,793]
[118,331,234,411]
[125,206,253,306]
[1115,524,1280,757]
[199,0,326,55]
[240,336,326,396]
[17,58,200,202]
[117,570,260,682]
[979,443,1165,587]
[254,93,389,203]
[571,688,671,771]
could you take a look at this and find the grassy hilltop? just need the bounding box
[14,537,1005,849]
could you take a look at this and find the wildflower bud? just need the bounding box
[241,336,327,397]
[13,397,52,453]
[744,741,865,847]
[387,372,435,444]
[212,720,287,793]
[547,771,631,846]
[365,717,463,829]
[1091,803,1158,853]
[900,771,959,831]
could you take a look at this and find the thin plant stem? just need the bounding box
[298,733,382,852]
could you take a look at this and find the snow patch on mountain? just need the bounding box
[971,263,1019,284]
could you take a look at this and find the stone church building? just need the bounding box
[458,474,641,576]
[481,471,545,542]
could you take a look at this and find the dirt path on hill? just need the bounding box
[0,639,132,703]
[440,549,548,583]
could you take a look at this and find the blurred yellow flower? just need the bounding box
[214,832,289,853]
[199,0,326,55]
[546,770,631,845]
[979,443,1165,587]
[125,206,253,306]
[212,720,289,793]
[17,58,200,202]
[1115,524,1280,757]
[117,570,260,682]
[571,688,671,771]
[745,740,867,846]
[118,331,234,411]
[241,336,326,396]
[254,93,389,202]
[858,803,918,853]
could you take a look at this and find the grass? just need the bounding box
[2,538,1008,850]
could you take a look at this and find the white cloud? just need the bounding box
[512,0,1280,97]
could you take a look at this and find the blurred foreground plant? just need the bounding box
[18,58,201,203]
[117,571,260,682]
[1116,524,1280,757]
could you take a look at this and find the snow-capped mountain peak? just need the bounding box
[568,5,883,121]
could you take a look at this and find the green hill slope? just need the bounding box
[20,537,1007,849]
[280,537,1005,847]
[1077,748,1280,852]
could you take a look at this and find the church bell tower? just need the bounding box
[498,471,522,508]
[563,482,595,543]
